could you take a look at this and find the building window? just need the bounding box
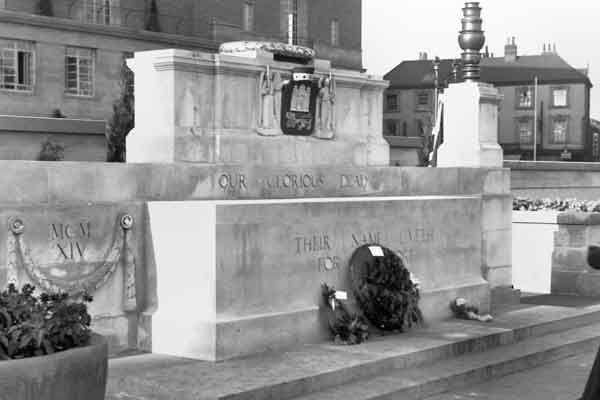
[417,119,425,136]
[85,0,112,25]
[0,39,34,92]
[330,19,339,46]
[416,92,430,107]
[385,120,398,136]
[516,86,533,108]
[287,0,298,45]
[517,118,533,144]
[552,87,568,108]
[65,47,95,97]
[386,94,398,112]
[551,116,568,144]
[402,121,408,136]
[243,1,255,31]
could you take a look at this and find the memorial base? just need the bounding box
[146,196,489,361]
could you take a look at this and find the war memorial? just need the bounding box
[12,3,600,400]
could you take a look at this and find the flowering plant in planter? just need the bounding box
[0,283,92,360]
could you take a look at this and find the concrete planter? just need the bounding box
[512,211,559,293]
[0,333,107,400]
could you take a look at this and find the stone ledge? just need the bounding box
[557,212,600,226]
[0,115,105,135]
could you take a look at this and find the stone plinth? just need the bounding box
[437,81,503,168]
[125,49,389,166]
[146,196,488,361]
[552,212,600,296]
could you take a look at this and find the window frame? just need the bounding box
[287,0,299,45]
[0,39,35,93]
[386,94,398,112]
[551,86,569,108]
[516,117,534,145]
[243,1,255,31]
[330,18,339,47]
[65,46,95,97]
[384,119,398,136]
[550,115,569,145]
[515,86,534,109]
[84,0,112,25]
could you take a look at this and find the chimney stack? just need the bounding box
[418,52,428,60]
[504,36,517,63]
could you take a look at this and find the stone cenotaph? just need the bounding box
[122,39,510,361]
[0,31,510,362]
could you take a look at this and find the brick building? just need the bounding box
[0,0,362,121]
[383,39,593,164]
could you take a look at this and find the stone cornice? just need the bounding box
[0,10,219,51]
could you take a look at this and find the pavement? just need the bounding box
[423,348,595,400]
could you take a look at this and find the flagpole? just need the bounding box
[533,76,538,161]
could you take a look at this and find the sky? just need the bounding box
[362,0,600,118]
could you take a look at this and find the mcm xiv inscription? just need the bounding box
[50,222,91,260]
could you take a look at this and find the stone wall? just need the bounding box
[0,161,511,359]
[0,115,107,161]
[508,161,600,200]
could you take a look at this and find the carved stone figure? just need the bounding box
[314,75,336,140]
[257,68,282,136]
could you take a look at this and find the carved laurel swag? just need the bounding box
[6,214,137,311]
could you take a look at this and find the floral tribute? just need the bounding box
[0,284,92,360]
[513,197,600,212]
[321,284,369,345]
[450,298,493,322]
[349,245,423,332]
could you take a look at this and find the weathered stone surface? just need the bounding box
[482,195,512,232]
[557,212,600,226]
[0,203,145,352]
[0,161,506,204]
[146,195,486,360]
[127,49,390,166]
[483,229,512,269]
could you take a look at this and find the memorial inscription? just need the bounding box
[216,172,374,194]
[50,221,91,260]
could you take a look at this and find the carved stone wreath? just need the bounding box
[219,41,316,61]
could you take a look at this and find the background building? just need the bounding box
[0,0,362,121]
[383,38,593,164]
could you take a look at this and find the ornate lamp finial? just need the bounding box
[458,2,485,82]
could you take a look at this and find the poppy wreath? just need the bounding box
[349,244,423,332]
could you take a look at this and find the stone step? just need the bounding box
[106,304,600,400]
[292,322,600,400]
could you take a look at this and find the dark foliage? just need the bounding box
[106,57,134,162]
[145,0,161,32]
[350,246,423,332]
[0,284,92,360]
[38,138,64,161]
[321,284,369,345]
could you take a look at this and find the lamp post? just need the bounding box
[458,2,485,82]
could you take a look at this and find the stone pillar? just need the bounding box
[437,81,503,168]
[552,213,600,296]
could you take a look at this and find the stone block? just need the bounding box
[552,247,588,270]
[483,169,511,195]
[485,265,512,288]
[557,212,600,226]
[552,269,600,296]
[482,196,512,231]
[146,195,486,361]
[483,229,512,269]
